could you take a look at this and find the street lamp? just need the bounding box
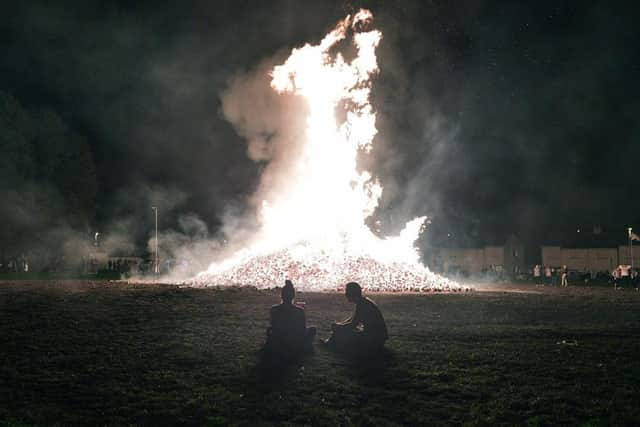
[152,206,158,274]
[629,227,634,272]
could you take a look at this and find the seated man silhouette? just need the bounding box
[324,282,388,353]
[264,280,316,358]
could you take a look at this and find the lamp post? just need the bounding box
[152,206,158,274]
[629,227,634,272]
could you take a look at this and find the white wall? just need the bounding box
[541,246,562,267]
[542,246,627,272]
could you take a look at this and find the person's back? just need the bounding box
[544,266,551,285]
[269,302,306,352]
[353,296,388,345]
[265,280,316,357]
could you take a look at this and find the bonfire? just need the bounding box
[194,10,463,292]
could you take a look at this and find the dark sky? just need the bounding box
[2,0,639,249]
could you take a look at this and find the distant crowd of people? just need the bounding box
[0,257,29,273]
[532,264,639,287]
[610,265,640,288]
[0,255,157,276]
[106,258,140,274]
[264,280,388,361]
[533,264,569,287]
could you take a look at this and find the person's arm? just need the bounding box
[337,303,361,330]
[332,306,358,330]
[333,315,352,329]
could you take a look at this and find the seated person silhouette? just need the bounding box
[264,280,316,358]
[324,282,388,354]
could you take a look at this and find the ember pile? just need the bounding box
[192,248,465,292]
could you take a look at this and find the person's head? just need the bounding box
[345,282,362,303]
[281,279,295,303]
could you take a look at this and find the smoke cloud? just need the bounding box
[1,1,639,274]
[220,57,309,214]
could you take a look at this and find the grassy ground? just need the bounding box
[1,281,639,426]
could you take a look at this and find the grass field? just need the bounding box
[1,281,640,426]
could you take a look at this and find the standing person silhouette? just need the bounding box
[324,282,388,354]
[561,265,569,287]
[264,280,316,358]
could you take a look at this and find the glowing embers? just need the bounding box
[193,246,459,292]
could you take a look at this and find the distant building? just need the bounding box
[425,235,524,276]
[540,231,639,272]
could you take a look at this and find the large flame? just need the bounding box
[195,10,459,291]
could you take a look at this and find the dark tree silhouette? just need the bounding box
[0,92,98,262]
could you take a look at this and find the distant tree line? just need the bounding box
[0,92,98,261]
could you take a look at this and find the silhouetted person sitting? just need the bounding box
[324,282,388,354]
[264,280,316,358]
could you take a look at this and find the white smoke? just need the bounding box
[220,57,309,212]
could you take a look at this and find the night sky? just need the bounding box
[1,0,638,254]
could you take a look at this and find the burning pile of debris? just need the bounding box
[193,247,464,292]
